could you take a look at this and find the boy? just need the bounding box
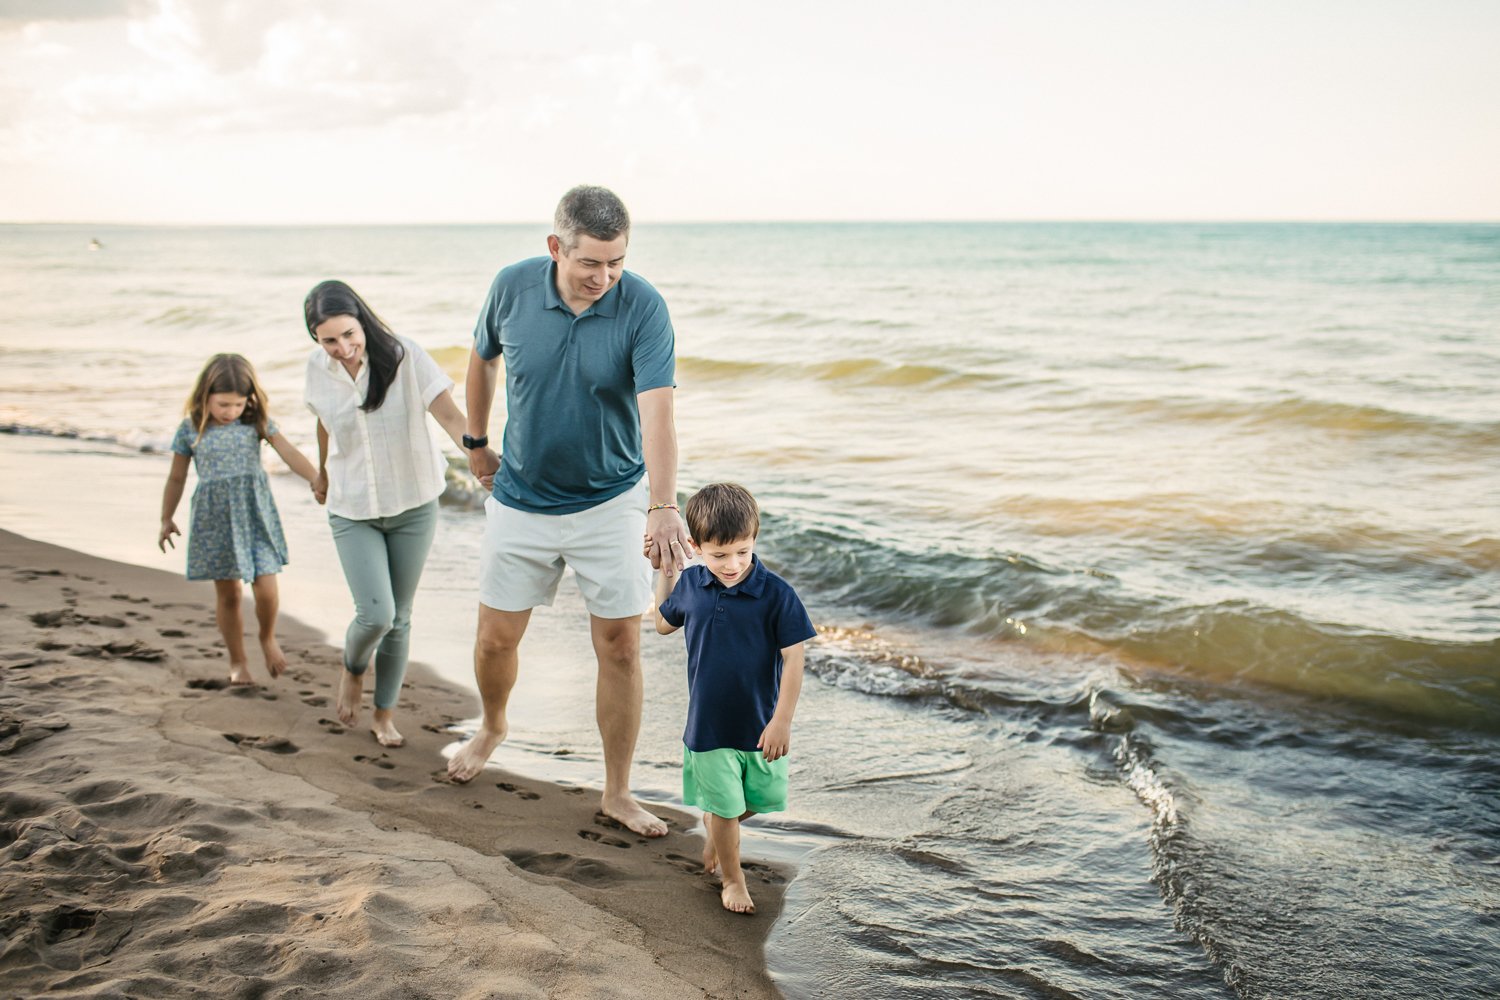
[651,483,816,914]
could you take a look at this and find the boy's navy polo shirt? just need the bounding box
[472,256,675,514]
[659,555,817,753]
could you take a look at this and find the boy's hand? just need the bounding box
[758,718,792,762]
[158,519,180,552]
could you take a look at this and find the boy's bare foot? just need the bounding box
[337,669,364,727]
[720,880,755,915]
[702,841,719,876]
[261,638,288,679]
[228,661,254,687]
[370,710,404,748]
[446,724,506,782]
[601,792,668,838]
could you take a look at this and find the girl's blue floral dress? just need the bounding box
[170,418,289,582]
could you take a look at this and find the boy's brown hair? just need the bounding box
[684,483,760,546]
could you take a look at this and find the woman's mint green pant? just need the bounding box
[327,499,438,710]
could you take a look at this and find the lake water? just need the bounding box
[2,221,1497,998]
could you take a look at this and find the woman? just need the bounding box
[303,279,473,747]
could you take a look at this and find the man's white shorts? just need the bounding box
[478,478,652,619]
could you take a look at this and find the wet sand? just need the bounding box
[0,528,786,998]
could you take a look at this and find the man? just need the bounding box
[449,185,693,838]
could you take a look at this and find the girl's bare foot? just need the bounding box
[370,709,404,748]
[720,880,755,915]
[261,638,288,679]
[228,661,255,686]
[337,669,364,727]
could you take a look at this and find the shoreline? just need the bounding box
[0,528,788,997]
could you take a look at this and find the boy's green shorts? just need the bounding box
[682,746,788,818]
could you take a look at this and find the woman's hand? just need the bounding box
[311,469,328,505]
[158,518,180,552]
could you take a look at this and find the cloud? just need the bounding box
[0,0,139,25]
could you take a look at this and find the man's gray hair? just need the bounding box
[554,185,631,252]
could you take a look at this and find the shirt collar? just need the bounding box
[541,258,621,319]
[317,350,368,385]
[696,554,767,598]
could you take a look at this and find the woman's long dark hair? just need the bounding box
[303,280,405,412]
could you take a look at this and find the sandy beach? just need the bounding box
[0,528,787,998]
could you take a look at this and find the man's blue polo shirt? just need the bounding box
[658,555,817,753]
[473,256,675,514]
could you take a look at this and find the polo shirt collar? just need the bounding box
[541,258,621,319]
[698,554,767,598]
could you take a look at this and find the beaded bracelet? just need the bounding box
[647,502,679,513]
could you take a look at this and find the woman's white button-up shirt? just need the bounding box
[303,335,453,521]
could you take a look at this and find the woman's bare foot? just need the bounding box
[601,791,669,838]
[446,724,507,782]
[260,638,288,679]
[720,880,755,915]
[370,709,404,748]
[337,669,364,727]
[227,661,254,686]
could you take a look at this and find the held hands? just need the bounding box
[758,717,792,763]
[467,446,499,493]
[643,506,693,575]
[311,470,328,506]
[158,519,180,552]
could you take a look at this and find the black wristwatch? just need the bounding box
[461,434,489,450]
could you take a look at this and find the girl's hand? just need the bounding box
[158,519,180,552]
[311,470,328,505]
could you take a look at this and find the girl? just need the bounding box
[302,280,473,748]
[159,353,318,685]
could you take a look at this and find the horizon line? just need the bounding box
[4,217,1499,228]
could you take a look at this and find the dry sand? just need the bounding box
[0,529,787,999]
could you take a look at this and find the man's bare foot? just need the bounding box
[370,710,404,748]
[601,792,668,838]
[228,661,254,686]
[720,880,755,915]
[337,669,364,727]
[446,724,506,782]
[261,638,288,679]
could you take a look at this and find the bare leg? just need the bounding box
[447,605,529,782]
[250,575,287,679]
[337,669,364,727]
[706,813,755,914]
[213,580,253,685]
[592,614,667,837]
[370,707,403,748]
[703,810,754,876]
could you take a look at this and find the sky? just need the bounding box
[0,0,1496,224]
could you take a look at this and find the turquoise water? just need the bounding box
[2,222,1497,997]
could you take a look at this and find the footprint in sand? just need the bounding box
[186,678,229,691]
[28,609,126,629]
[111,594,150,604]
[664,852,704,875]
[222,733,299,754]
[506,850,624,887]
[66,640,166,662]
[158,628,188,638]
[353,753,396,770]
[497,782,541,801]
[578,828,632,849]
[316,718,346,734]
[302,695,329,707]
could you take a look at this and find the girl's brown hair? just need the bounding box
[184,353,271,443]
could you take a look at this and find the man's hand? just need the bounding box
[468,446,499,493]
[645,506,693,576]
